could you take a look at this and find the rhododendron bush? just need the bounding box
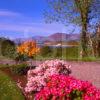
[25,59,71,92]
[35,75,100,100]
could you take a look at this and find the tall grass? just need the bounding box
[0,71,25,100]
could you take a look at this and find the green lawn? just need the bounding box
[0,46,100,62]
[0,71,25,100]
[35,46,100,61]
[35,47,79,60]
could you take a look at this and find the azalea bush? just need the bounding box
[35,75,100,100]
[25,59,71,92]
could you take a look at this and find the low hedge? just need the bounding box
[10,64,35,75]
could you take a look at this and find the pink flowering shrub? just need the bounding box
[35,75,100,100]
[25,59,71,92]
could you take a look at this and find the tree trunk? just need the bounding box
[81,22,88,58]
[97,41,100,57]
[96,25,100,57]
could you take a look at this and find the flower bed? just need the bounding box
[35,75,100,100]
[24,59,100,100]
[25,59,71,92]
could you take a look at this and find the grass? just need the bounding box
[0,70,25,100]
[0,46,100,62]
[35,46,100,62]
[0,55,13,60]
[35,47,79,61]
[0,64,11,69]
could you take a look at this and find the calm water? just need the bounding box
[37,44,77,48]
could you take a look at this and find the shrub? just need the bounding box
[40,46,52,57]
[35,75,100,100]
[25,59,71,92]
[10,63,29,75]
[14,53,29,62]
[0,38,16,58]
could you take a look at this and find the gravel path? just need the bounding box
[67,61,100,89]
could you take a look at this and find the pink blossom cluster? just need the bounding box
[35,75,100,100]
[25,59,71,92]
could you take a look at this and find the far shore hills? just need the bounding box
[13,33,80,47]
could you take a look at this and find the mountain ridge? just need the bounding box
[13,33,80,44]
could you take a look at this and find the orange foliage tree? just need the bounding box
[17,40,40,58]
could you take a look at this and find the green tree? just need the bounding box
[0,38,16,58]
[45,0,100,58]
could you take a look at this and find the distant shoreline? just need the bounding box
[37,44,78,48]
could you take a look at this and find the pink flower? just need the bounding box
[35,75,100,100]
[25,59,71,92]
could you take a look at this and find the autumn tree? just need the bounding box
[45,0,100,58]
[17,40,40,59]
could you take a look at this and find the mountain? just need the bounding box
[13,33,80,44]
[47,33,80,42]
[47,33,67,41]
[31,36,46,43]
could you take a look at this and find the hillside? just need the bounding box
[13,33,80,44]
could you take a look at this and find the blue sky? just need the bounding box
[0,0,80,39]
